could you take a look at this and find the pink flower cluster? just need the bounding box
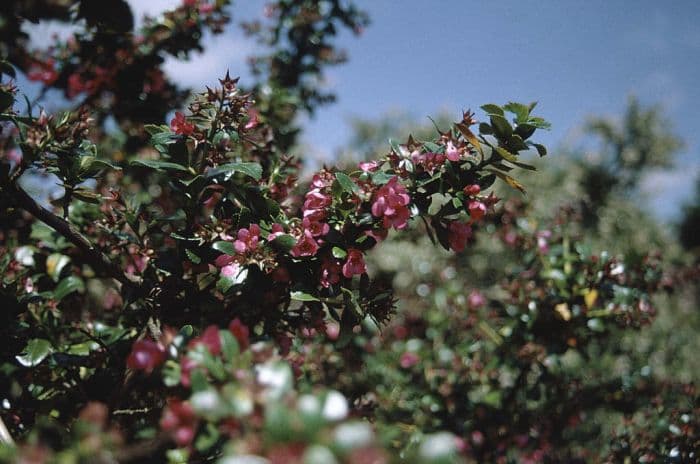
[342,248,366,278]
[371,176,411,230]
[412,151,446,174]
[161,398,197,446]
[234,224,261,254]
[180,319,251,387]
[170,111,195,136]
[27,58,58,85]
[292,171,334,257]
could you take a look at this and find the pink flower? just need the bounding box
[303,208,326,223]
[463,184,481,196]
[320,256,342,287]
[342,248,366,278]
[244,107,259,129]
[189,325,221,355]
[359,160,379,172]
[302,217,329,237]
[4,148,22,165]
[414,152,446,174]
[170,111,195,136]
[371,177,411,230]
[198,2,215,15]
[468,200,487,221]
[267,223,285,241]
[536,230,552,254]
[303,189,332,211]
[400,351,420,369]
[67,73,86,98]
[161,399,197,447]
[27,58,58,85]
[445,141,461,161]
[228,318,250,350]
[311,170,335,189]
[220,262,241,278]
[179,356,198,387]
[468,290,486,310]
[127,339,166,373]
[291,230,319,257]
[233,224,260,254]
[447,221,472,252]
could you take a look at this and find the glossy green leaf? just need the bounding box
[54,275,85,300]
[290,291,320,302]
[16,339,53,367]
[490,114,513,138]
[131,159,190,172]
[503,102,530,123]
[46,253,70,281]
[335,172,360,194]
[332,247,347,259]
[480,104,504,116]
[493,146,518,163]
[270,234,297,252]
[208,162,262,181]
[213,241,236,255]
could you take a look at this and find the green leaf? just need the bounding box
[503,102,530,123]
[54,276,85,301]
[480,104,504,116]
[335,172,360,194]
[493,146,518,163]
[216,267,248,293]
[389,138,403,156]
[131,159,190,172]
[185,249,202,264]
[46,253,70,282]
[532,143,547,157]
[527,117,551,129]
[515,123,536,140]
[371,171,394,185]
[162,360,182,387]
[478,123,493,135]
[72,189,103,204]
[508,134,529,152]
[456,123,483,157]
[487,169,526,194]
[290,291,320,302]
[219,330,239,363]
[212,241,236,255]
[270,234,297,252]
[208,162,262,181]
[16,339,53,367]
[490,114,513,138]
[422,141,442,152]
[428,193,450,216]
[332,247,347,259]
[509,160,537,171]
[587,318,605,333]
[0,60,16,78]
[144,124,170,136]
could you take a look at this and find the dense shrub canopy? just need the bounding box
[0,2,698,463]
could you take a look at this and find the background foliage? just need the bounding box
[0,1,698,463]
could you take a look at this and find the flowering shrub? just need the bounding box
[0,2,694,463]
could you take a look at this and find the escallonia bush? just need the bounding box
[1,1,695,463]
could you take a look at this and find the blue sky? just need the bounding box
[29,1,700,219]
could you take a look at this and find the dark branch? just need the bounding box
[8,180,143,292]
